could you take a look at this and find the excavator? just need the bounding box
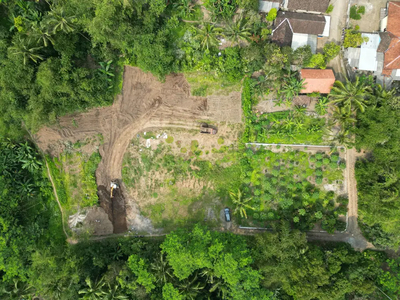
[110,181,118,198]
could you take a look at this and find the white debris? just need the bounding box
[144,132,146,135]
[156,134,160,138]
[161,133,168,139]
[218,52,222,56]
[139,149,142,152]
[221,38,226,43]
[219,42,222,45]
[146,139,151,148]
[68,212,87,228]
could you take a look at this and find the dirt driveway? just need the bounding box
[35,67,242,234]
[349,0,387,32]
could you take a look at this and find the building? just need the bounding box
[300,69,335,94]
[271,11,329,53]
[283,0,331,14]
[259,0,280,13]
[379,1,400,79]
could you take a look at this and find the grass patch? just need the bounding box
[217,137,225,145]
[166,136,174,144]
[185,71,242,96]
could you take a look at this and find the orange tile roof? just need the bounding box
[300,69,335,94]
[383,2,400,76]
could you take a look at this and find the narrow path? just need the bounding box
[45,160,69,239]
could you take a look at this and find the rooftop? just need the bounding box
[274,11,326,35]
[300,69,335,94]
[286,0,331,13]
[383,2,400,75]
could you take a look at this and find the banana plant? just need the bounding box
[98,60,115,89]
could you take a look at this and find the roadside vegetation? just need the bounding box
[1,0,400,299]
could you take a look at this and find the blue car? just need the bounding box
[224,208,231,222]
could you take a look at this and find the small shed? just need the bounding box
[358,33,381,71]
[259,0,280,13]
[300,69,335,94]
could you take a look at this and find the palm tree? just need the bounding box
[315,97,329,115]
[32,22,55,47]
[332,106,356,127]
[47,7,75,34]
[224,14,251,46]
[173,0,196,18]
[78,277,106,300]
[372,84,396,106]
[1,279,34,300]
[103,284,128,300]
[332,128,354,146]
[329,77,372,114]
[150,253,173,285]
[280,76,305,101]
[229,189,255,219]
[177,273,205,300]
[9,36,44,65]
[194,23,223,50]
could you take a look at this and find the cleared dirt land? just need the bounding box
[36,67,242,234]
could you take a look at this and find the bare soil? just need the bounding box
[36,67,242,234]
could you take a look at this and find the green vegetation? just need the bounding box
[350,5,366,20]
[326,4,334,14]
[47,150,100,213]
[1,1,400,299]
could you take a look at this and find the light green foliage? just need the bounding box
[307,53,326,69]
[217,137,224,144]
[323,42,340,62]
[162,283,184,300]
[166,136,174,144]
[355,84,400,247]
[253,225,385,299]
[344,28,369,48]
[128,255,156,292]
[326,4,334,14]
[266,8,277,22]
[161,225,270,298]
[241,147,344,230]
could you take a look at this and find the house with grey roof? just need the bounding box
[271,11,330,53]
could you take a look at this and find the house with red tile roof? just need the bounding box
[380,1,400,78]
[300,69,335,94]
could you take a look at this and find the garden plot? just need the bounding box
[122,125,242,231]
[240,146,348,233]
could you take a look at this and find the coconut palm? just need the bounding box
[315,97,329,115]
[103,284,128,300]
[47,7,75,34]
[372,84,396,106]
[229,189,255,219]
[177,273,205,300]
[173,0,196,18]
[280,76,305,101]
[224,14,251,46]
[9,36,43,65]
[332,128,354,146]
[78,277,106,300]
[194,23,223,50]
[332,106,356,127]
[329,77,372,114]
[32,22,55,47]
[150,253,173,285]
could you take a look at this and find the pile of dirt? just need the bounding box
[35,67,242,234]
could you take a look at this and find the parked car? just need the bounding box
[224,208,231,222]
[200,123,217,134]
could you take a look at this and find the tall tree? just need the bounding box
[224,14,251,46]
[330,77,371,114]
[229,189,255,218]
[194,23,222,50]
[9,35,43,64]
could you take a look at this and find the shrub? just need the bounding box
[326,4,334,14]
[253,213,260,220]
[315,169,323,177]
[293,216,299,223]
[316,161,323,168]
[323,158,330,165]
[309,155,316,162]
[350,5,361,20]
[260,212,267,220]
[217,137,224,145]
[266,8,277,22]
[315,211,323,219]
[357,5,365,14]
[166,136,174,143]
[191,140,199,151]
[339,162,346,169]
[298,208,306,216]
[316,153,323,160]
[267,212,275,219]
[331,155,339,162]
[180,147,187,153]
[329,162,337,169]
[316,177,323,184]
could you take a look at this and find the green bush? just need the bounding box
[350,5,361,20]
[339,162,346,169]
[166,136,174,144]
[316,161,323,168]
[326,4,334,14]
[357,6,365,14]
[309,155,316,162]
[316,177,323,184]
[218,137,224,145]
[316,153,323,160]
[329,162,337,169]
[323,158,330,165]
[315,169,323,177]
